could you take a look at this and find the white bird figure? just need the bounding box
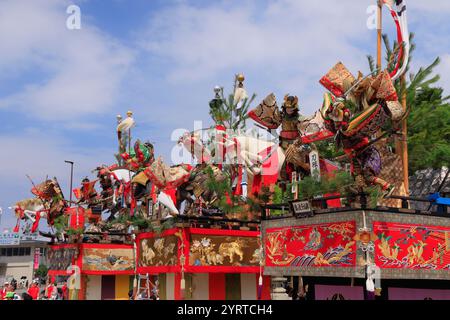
[117,110,135,144]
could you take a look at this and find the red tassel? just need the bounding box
[13,219,20,233]
[224,192,232,206]
[121,152,130,161]
[233,165,243,196]
[130,197,136,217]
[251,174,262,196]
[135,141,144,162]
[151,184,157,203]
[31,212,42,233]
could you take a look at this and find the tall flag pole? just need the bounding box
[377,0,383,72]
[401,75,409,195]
[379,0,410,195]
[398,0,410,195]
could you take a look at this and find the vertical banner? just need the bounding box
[33,248,41,269]
[291,172,298,199]
[309,150,320,181]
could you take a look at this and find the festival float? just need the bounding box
[260,1,450,300]
[8,0,450,300]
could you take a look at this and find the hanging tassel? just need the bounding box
[366,276,375,300]
[130,196,136,217]
[257,275,263,300]
[233,137,243,196]
[13,218,21,233]
[180,273,186,299]
[224,192,233,205]
[31,212,42,233]
[180,277,185,290]
[233,165,243,196]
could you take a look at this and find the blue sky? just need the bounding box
[1,0,450,230]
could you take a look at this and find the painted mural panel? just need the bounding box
[82,247,134,271]
[374,221,450,270]
[138,235,179,267]
[189,235,260,267]
[47,246,77,271]
[265,221,357,267]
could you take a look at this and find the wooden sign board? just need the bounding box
[290,200,313,218]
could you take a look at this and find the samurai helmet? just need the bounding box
[283,95,299,110]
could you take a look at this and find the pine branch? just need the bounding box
[367,55,376,73]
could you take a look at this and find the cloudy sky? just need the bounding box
[0,0,449,229]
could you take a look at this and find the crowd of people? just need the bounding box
[1,278,68,300]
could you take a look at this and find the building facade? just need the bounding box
[0,235,49,287]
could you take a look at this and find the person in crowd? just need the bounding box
[27,279,40,300]
[0,281,9,300]
[48,282,59,300]
[10,278,17,291]
[4,289,21,300]
[45,281,55,299]
[61,282,68,300]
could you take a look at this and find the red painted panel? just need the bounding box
[209,273,226,300]
[374,221,450,270]
[265,221,357,267]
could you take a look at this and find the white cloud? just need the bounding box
[140,0,372,83]
[0,0,134,122]
[135,0,378,118]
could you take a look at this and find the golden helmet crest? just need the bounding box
[283,94,299,109]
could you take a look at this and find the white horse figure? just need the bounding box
[102,165,180,218]
[223,134,285,194]
[179,129,286,196]
[11,198,47,222]
[10,198,48,233]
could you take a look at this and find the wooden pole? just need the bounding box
[401,75,409,195]
[377,1,382,71]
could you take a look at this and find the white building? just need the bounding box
[0,234,49,287]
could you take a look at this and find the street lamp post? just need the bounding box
[65,160,74,204]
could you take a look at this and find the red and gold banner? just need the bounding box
[265,221,357,268]
[374,221,450,270]
[262,211,450,280]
